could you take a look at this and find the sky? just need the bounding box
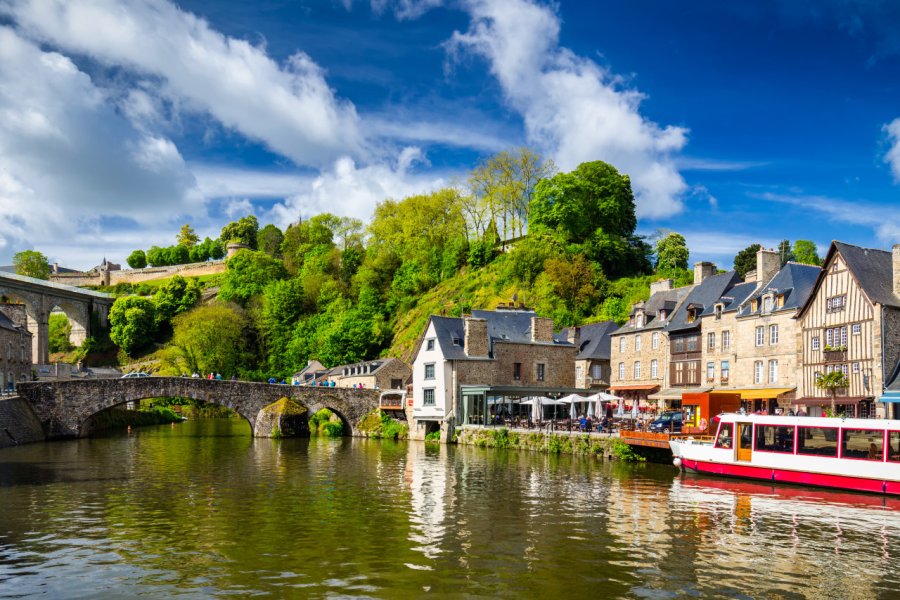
[1,0,900,271]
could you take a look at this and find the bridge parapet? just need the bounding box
[16,378,380,438]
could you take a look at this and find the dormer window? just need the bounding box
[686,309,696,324]
[762,294,774,313]
[452,337,462,346]
[777,294,785,308]
[750,299,758,312]
[657,310,667,321]
[635,313,644,327]
[714,303,723,320]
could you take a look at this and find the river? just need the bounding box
[1,420,899,598]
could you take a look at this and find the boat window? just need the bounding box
[715,423,733,449]
[755,425,794,453]
[797,427,838,457]
[842,429,884,461]
[889,432,900,462]
[739,425,753,450]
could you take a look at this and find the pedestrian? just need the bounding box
[216,373,222,380]
[231,374,237,382]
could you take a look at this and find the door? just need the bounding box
[736,422,753,462]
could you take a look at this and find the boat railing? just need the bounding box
[670,434,716,444]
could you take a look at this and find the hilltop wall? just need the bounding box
[50,261,226,287]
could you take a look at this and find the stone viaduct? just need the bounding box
[16,378,380,438]
[0,271,114,364]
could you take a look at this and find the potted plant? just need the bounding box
[815,370,849,416]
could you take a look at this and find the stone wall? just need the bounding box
[489,341,575,387]
[733,309,802,389]
[610,328,669,389]
[338,358,411,390]
[0,397,45,448]
[49,261,226,288]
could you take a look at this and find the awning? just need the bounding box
[878,391,900,403]
[648,387,711,400]
[727,387,795,400]
[609,384,659,391]
[794,396,872,406]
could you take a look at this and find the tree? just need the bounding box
[127,250,147,269]
[257,224,284,257]
[655,232,690,272]
[109,296,157,355]
[815,371,849,416]
[177,224,200,247]
[220,215,259,249]
[168,304,252,376]
[48,313,72,353]
[146,246,166,267]
[13,250,50,279]
[733,244,762,279]
[218,250,287,305]
[777,239,794,266]
[543,254,602,318]
[793,240,821,266]
[154,275,201,323]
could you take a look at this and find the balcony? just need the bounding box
[823,349,847,363]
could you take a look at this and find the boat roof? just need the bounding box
[714,412,900,429]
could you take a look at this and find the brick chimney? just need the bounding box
[893,244,900,298]
[463,317,489,357]
[531,316,554,343]
[693,262,716,285]
[756,247,781,287]
[565,326,581,347]
[649,279,673,295]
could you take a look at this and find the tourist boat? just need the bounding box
[670,413,900,495]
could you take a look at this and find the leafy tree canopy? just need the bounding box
[220,215,259,249]
[109,296,157,356]
[793,240,821,266]
[154,275,202,323]
[733,243,762,279]
[127,249,147,269]
[777,239,794,266]
[655,232,689,272]
[13,250,50,279]
[218,249,287,305]
[168,304,252,376]
[257,224,284,257]
[177,224,200,247]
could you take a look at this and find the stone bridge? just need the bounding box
[0,271,114,364]
[16,378,381,438]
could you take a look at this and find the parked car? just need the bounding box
[120,372,151,378]
[648,411,683,433]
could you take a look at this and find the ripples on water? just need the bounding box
[1,420,900,598]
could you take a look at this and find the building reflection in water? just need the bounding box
[404,441,452,563]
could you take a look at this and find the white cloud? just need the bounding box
[883,118,900,181]
[447,0,689,218]
[371,0,444,20]
[5,0,365,168]
[759,192,900,244]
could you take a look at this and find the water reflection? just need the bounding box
[2,422,900,598]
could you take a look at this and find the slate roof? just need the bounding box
[738,262,821,317]
[0,312,27,334]
[613,286,692,335]
[429,310,573,360]
[666,271,741,334]
[715,281,757,315]
[563,321,618,360]
[833,242,900,308]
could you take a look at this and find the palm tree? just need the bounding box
[815,371,849,416]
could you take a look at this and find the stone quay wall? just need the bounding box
[0,397,46,449]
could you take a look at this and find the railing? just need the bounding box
[823,350,847,362]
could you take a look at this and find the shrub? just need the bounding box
[610,439,646,462]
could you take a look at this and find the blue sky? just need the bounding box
[1,0,899,270]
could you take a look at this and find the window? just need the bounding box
[853,362,860,374]
[768,360,778,384]
[513,363,522,381]
[826,295,847,313]
[826,328,833,346]
[721,360,730,383]
[842,429,883,460]
[635,335,642,352]
[755,326,764,346]
[674,337,684,353]
[426,339,435,351]
[889,432,900,462]
[715,422,734,449]
[769,324,778,345]
[841,363,849,376]
[707,332,716,351]
[452,337,462,346]
[424,363,435,380]
[755,425,795,453]
[722,330,731,351]
[812,336,820,351]
[715,304,723,320]
[635,313,644,327]
[536,363,545,381]
[852,323,861,335]
[763,295,774,313]
[797,427,839,457]
[833,261,839,272]
[633,361,641,379]
[686,335,699,352]
[423,388,435,406]
[650,359,658,378]
[618,362,625,380]
[750,299,758,312]
[591,364,602,379]
[652,332,659,349]
[706,362,715,381]
[619,337,626,353]
[754,361,763,384]
[686,309,697,323]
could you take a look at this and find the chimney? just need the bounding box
[531,316,554,343]
[565,326,581,347]
[744,268,757,283]
[893,244,900,298]
[649,279,673,296]
[463,318,489,357]
[693,261,716,285]
[756,247,781,287]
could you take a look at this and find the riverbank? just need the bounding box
[0,397,45,448]
[454,426,646,461]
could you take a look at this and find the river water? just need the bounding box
[1,420,900,599]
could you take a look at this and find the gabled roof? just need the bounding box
[738,262,821,317]
[565,321,618,360]
[613,285,692,335]
[713,281,757,315]
[798,242,900,318]
[667,271,741,333]
[430,315,468,360]
[0,312,28,334]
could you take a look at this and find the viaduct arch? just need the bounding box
[0,271,114,364]
[16,378,380,438]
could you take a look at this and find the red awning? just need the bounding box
[609,384,660,391]
[794,396,872,406]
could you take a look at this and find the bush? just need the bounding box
[610,438,646,462]
[425,430,441,444]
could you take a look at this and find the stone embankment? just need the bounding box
[0,397,45,449]
[50,260,226,287]
[455,426,622,457]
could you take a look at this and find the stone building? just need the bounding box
[609,277,692,410]
[409,308,576,440]
[0,306,32,390]
[565,321,618,389]
[795,242,900,418]
[322,357,411,391]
